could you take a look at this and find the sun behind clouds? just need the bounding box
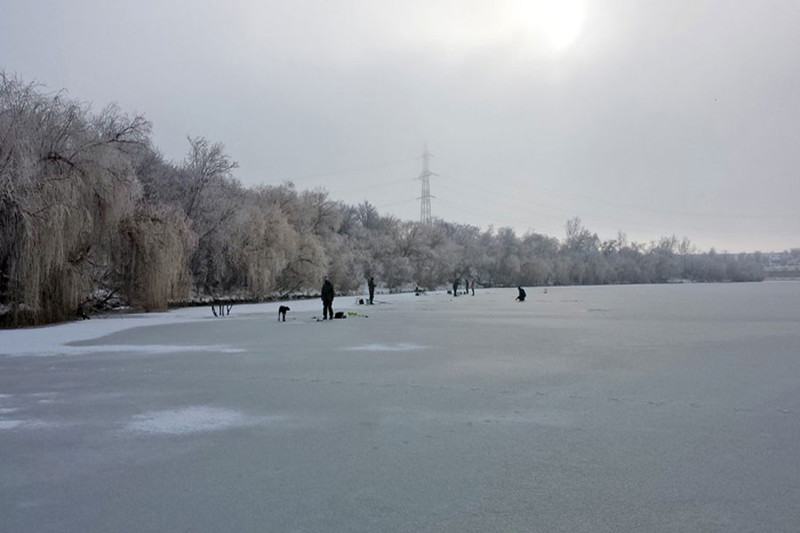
[231,1,587,66]
[427,0,588,57]
[511,0,586,52]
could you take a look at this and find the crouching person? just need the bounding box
[516,287,526,302]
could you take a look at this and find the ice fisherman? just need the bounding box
[368,276,375,305]
[321,276,335,319]
[516,286,526,302]
[453,279,460,296]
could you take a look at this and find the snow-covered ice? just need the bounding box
[0,298,334,357]
[347,343,428,352]
[124,406,260,435]
[2,283,800,532]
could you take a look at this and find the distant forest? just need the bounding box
[0,74,764,327]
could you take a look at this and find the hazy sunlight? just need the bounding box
[511,0,586,52]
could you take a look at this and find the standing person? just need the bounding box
[471,279,476,296]
[321,276,335,319]
[452,279,460,297]
[368,276,376,305]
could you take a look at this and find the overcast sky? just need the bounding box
[2,0,798,252]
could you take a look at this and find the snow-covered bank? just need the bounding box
[0,292,423,357]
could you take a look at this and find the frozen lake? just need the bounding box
[2,282,799,532]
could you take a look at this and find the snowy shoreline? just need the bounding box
[0,291,427,357]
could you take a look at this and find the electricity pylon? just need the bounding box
[418,143,436,224]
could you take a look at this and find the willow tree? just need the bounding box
[211,194,296,298]
[110,204,196,311]
[0,74,157,325]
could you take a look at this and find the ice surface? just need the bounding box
[347,343,428,351]
[2,283,800,532]
[0,418,58,430]
[125,406,252,435]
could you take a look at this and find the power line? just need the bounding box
[282,156,418,183]
[328,177,411,199]
[434,175,799,241]
[374,197,418,210]
[438,159,796,220]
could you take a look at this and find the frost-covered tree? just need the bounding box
[172,137,244,295]
[649,236,680,283]
[561,218,602,284]
[0,74,151,325]
[227,199,294,296]
[115,204,196,311]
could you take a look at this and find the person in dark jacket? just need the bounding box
[321,277,335,319]
[516,286,526,302]
[368,276,375,305]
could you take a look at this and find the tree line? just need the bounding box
[0,74,764,327]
